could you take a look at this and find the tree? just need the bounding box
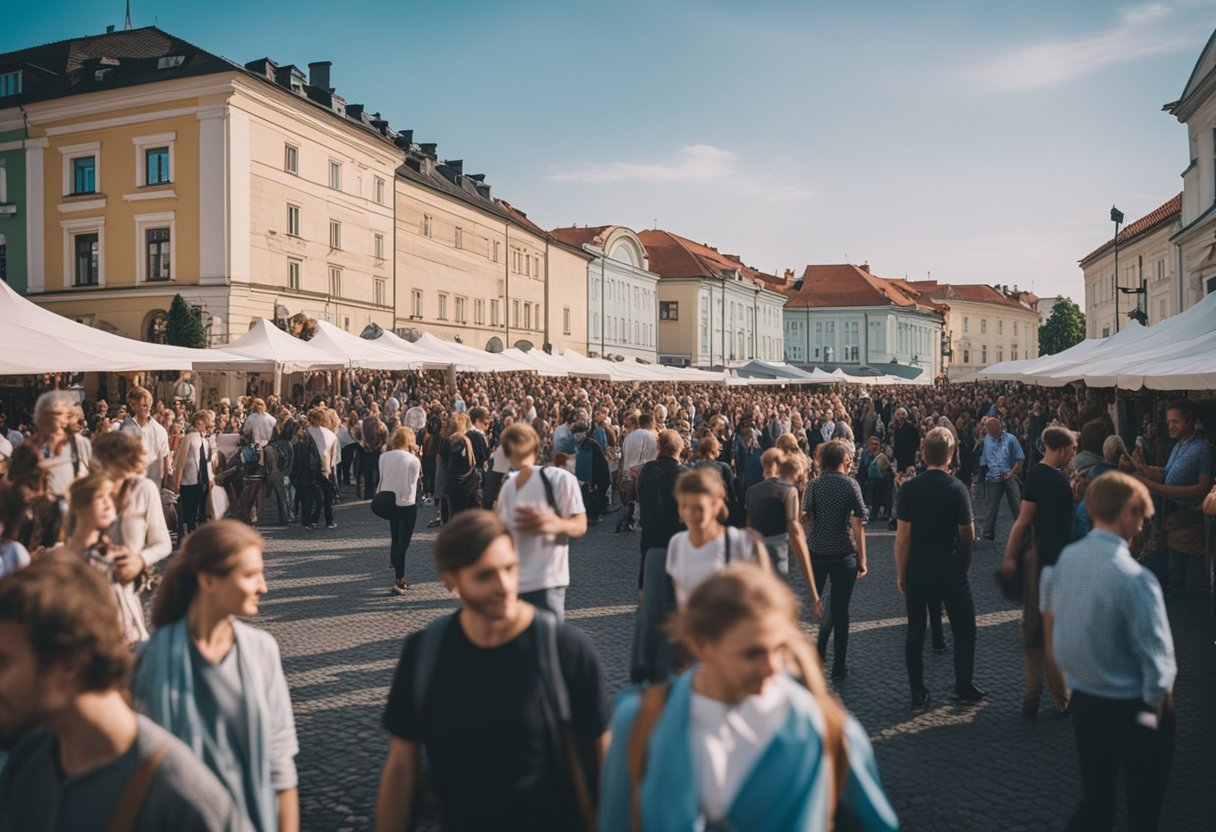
[1039,297,1086,356]
[165,293,206,348]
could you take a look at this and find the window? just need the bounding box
[374,233,385,261]
[980,319,987,334]
[455,296,467,323]
[284,144,298,174]
[996,346,1003,362]
[288,258,301,291]
[0,70,22,97]
[512,299,520,327]
[374,278,386,307]
[423,215,432,238]
[523,303,531,330]
[491,299,500,326]
[411,288,423,318]
[287,204,300,236]
[328,160,341,189]
[1013,322,1018,336]
[454,226,463,249]
[73,157,96,194]
[145,228,171,280]
[660,301,679,321]
[329,220,341,249]
[563,307,571,335]
[145,147,170,185]
[474,299,485,325]
[438,293,448,320]
[963,317,969,333]
[328,266,342,297]
[374,176,385,204]
[492,241,500,263]
[963,348,970,364]
[997,320,1003,336]
[157,56,185,70]
[75,233,100,286]
[981,345,987,364]
[1157,259,1165,282]
[1158,299,1166,321]
[1012,346,1019,360]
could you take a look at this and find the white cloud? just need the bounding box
[549,144,809,200]
[971,2,1208,91]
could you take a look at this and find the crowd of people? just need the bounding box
[0,368,1212,831]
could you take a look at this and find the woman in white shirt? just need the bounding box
[172,409,216,534]
[666,466,769,608]
[91,430,172,598]
[378,427,421,595]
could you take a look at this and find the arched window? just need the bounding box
[144,309,168,344]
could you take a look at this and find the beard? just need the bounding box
[461,592,514,622]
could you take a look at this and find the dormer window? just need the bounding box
[0,70,21,97]
[157,55,185,70]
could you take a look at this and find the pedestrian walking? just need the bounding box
[895,427,984,707]
[978,415,1025,541]
[1041,472,1176,831]
[378,427,421,595]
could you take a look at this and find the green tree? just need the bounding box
[165,293,206,348]
[1039,296,1086,356]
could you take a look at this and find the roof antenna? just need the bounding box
[124,0,133,30]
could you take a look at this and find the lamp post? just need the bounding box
[1118,253,1148,326]
[1110,205,1124,332]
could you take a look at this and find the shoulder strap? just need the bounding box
[533,609,596,832]
[70,433,82,477]
[537,466,559,514]
[412,612,457,729]
[627,682,670,832]
[724,527,732,563]
[106,742,169,832]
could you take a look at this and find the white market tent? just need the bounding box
[735,360,841,385]
[307,321,435,371]
[0,279,245,374]
[410,333,539,374]
[976,322,1152,385]
[194,319,345,374]
[830,368,928,386]
[501,347,578,377]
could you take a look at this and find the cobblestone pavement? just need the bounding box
[254,486,1214,831]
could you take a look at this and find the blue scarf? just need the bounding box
[600,670,899,831]
[132,618,277,832]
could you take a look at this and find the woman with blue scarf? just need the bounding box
[600,564,898,832]
[132,520,299,832]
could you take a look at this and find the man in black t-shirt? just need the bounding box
[376,510,609,832]
[1002,425,1076,717]
[896,427,983,708]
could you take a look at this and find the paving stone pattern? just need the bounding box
[254,487,1214,831]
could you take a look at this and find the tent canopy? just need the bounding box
[736,360,840,384]
[194,319,345,374]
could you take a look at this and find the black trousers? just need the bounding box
[812,559,858,670]
[905,575,976,695]
[179,483,207,533]
[1068,691,1174,831]
[339,443,359,485]
[360,450,382,500]
[300,480,334,527]
[388,504,418,580]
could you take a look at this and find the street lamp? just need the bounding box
[1110,205,1124,332]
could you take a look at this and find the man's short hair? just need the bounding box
[819,439,852,471]
[657,429,684,458]
[434,509,512,574]
[638,413,654,430]
[923,427,955,466]
[1085,471,1153,525]
[468,406,488,425]
[500,422,540,464]
[1041,426,1077,452]
[0,554,131,691]
[1167,398,1198,424]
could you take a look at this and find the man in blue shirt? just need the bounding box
[978,416,1024,541]
[1040,472,1176,832]
[1130,399,1212,597]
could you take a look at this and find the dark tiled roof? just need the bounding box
[0,27,237,104]
[1079,193,1182,265]
[637,229,781,290]
[784,264,943,314]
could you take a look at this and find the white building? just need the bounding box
[781,264,945,381]
[550,225,658,362]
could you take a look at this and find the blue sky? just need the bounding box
[8,1,1216,301]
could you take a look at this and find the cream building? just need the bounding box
[1166,32,1216,312]
[910,281,1039,377]
[550,225,659,362]
[2,28,403,344]
[1079,195,1182,337]
[392,150,589,353]
[638,230,785,368]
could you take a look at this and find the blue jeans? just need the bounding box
[763,534,790,576]
[520,586,567,621]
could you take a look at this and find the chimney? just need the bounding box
[444,159,463,176]
[106,24,116,33]
[784,268,795,282]
[393,129,414,148]
[419,142,438,158]
[859,262,870,273]
[308,61,332,92]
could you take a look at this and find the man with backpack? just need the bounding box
[495,422,588,620]
[375,510,609,832]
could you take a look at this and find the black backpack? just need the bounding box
[292,435,323,483]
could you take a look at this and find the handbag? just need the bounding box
[371,490,397,520]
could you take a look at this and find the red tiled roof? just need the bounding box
[909,281,1032,311]
[494,199,547,236]
[550,226,613,247]
[784,264,944,314]
[637,229,781,289]
[1079,193,1182,264]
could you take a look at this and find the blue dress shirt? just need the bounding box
[1040,529,1176,710]
[979,431,1024,480]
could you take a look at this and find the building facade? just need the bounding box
[1166,32,1216,313]
[910,281,1039,377]
[0,125,28,290]
[550,225,658,362]
[781,264,945,381]
[1080,195,1182,338]
[638,230,785,368]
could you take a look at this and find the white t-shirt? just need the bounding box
[43,434,93,497]
[496,465,586,592]
[621,429,658,472]
[309,426,338,474]
[379,450,420,506]
[490,445,511,475]
[242,411,277,445]
[666,527,758,606]
[120,417,171,486]
[690,674,794,823]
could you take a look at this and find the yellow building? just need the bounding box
[910,281,1040,378]
[4,27,402,344]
